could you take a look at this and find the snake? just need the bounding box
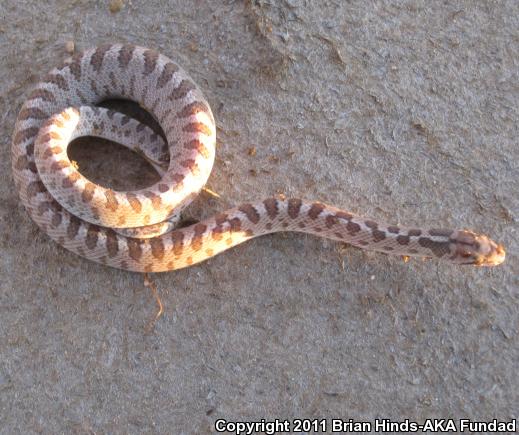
[11,44,505,272]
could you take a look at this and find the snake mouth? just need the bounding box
[453,231,506,266]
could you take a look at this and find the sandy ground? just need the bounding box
[0,0,517,433]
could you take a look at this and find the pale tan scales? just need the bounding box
[11,44,505,272]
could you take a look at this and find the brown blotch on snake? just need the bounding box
[19,107,48,121]
[308,203,325,220]
[263,198,279,219]
[171,231,185,256]
[14,127,40,147]
[429,228,454,237]
[50,160,70,172]
[43,146,64,159]
[214,213,228,225]
[105,230,119,257]
[53,118,65,129]
[288,198,302,219]
[62,172,80,188]
[43,73,69,91]
[397,235,410,245]
[127,238,143,261]
[346,222,361,235]
[66,216,81,240]
[90,206,100,220]
[239,204,260,224]
[418,237,451,258]
[325,215,338,228]
[182,122,212,136]
[177,101,211,119]
[212,225,224,241]
[67,56,82,81]
[28,88,56,103]
[157,62,179,88]
[89,80,99,96]
[372,229,386,242]
[126,193,142,213]
[143,50,159,75]
[61,108,75,120]
[228,218,241,232]
[81,182,96,203]
[85,225,100,250]
[191,223,208,251]
[15,155,34,172]
[169,80,195,100]
[184,139,210,159]
[143,191,162,210]
[90,44,112,72]
[75,88,88,104]
[118,44,136,68]
[170,173,185,184]
[27,181,46,197]
[104,190,119,212]
[51,212,63,228]
[150,238,165,260]
[37,201,54,216]
[180,159,198,174]
[365,220,378,229]
[336,211,353,221]
[45,130,64,142]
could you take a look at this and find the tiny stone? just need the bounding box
[109,0,123,13]
[64,41,75,54]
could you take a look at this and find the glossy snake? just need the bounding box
[11,44,505,272]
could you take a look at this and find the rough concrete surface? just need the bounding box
[0,0,517,433]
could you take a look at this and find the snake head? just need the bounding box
[451,230,505,266]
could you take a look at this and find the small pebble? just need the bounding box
[109,0,124,13]
[64,41,75,54]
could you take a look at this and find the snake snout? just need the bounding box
[453,231,505,266]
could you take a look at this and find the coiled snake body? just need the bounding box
[11,44,505,272]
